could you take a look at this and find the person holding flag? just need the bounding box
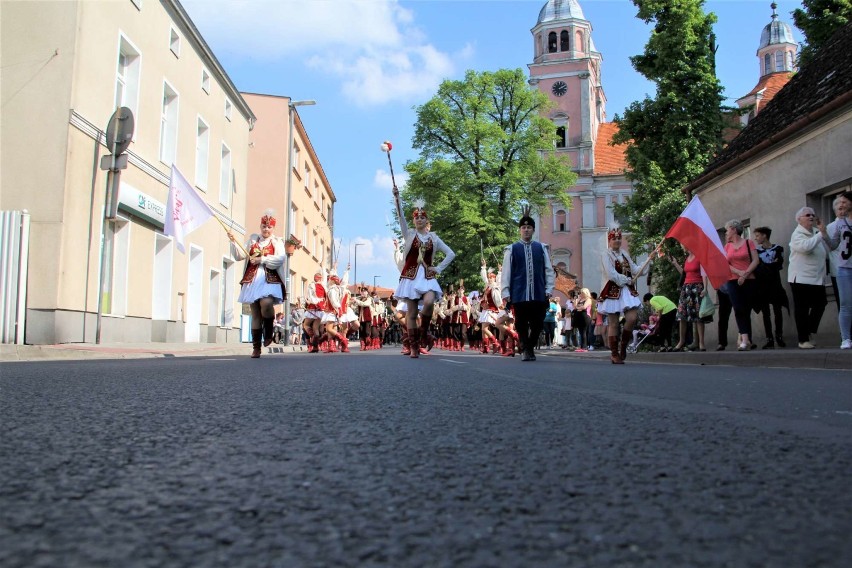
[227,210,286,358]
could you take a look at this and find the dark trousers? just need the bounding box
[657,310,676,346]
[513,301,547,353]
[717,289,732,347]
[760,302,784,341]
[543,321,556,346]
[790,283,827,343]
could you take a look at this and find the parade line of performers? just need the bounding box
[233,201,650,363]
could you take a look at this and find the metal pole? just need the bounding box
[353,242,364,286]
[282,99,315,345]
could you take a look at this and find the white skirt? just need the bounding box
[600,286,641,315]
[238,269,284,304]
[395,265,443,301]
[305,309,325,320]
[478,310,490,324]
[486,309,507,325]
[339,308,358,324]
[321,312,340,324]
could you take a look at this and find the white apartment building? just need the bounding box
[1,0,255,344]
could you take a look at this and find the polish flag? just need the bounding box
[165,165,214,253]
[665,196,731,289]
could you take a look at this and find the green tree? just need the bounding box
[611,0,726,298]
[793,0,852,67]
[399,68,577,289]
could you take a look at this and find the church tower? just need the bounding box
[737,3,798,125]
[527,0,641,302]
[528,0,604,173]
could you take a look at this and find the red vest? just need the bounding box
[399,237,434,280]
[240,241,282,285]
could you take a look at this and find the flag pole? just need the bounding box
[632,240,664,282]
[214,214,249,257]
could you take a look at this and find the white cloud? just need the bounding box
[373,168,408,191]
[183,0,471,107]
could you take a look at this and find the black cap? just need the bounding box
[519,216,535,228]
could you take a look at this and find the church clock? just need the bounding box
[551,80,567,97]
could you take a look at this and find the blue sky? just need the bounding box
[182,0,802,289]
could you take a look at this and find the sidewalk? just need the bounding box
[1,341,849,369]
[0,342,308,362]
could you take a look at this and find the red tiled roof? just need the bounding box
[593,122,630,176]
[739,72,794,107]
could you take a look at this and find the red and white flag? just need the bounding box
[665,196,731,289]
[165,165,214,253]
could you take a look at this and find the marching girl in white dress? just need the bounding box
[599,228,654,364]
[228,211,286,358]
[392,189,455,358]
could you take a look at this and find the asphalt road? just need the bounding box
[1,349,850,567]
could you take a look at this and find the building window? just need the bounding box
[219,143,232,207]
[159,81,179,165]
[786,51,794,70]
[195,117,209,190]
[764,53,771,75]
[556,126,566,148]
[201,68,210,93]
[554,209,567,232]
[312,231,318,257]
[103,216,130,316]
[320,239,325,264]
[301,278,308,303]
[115,35,141,120]
[321,194,326,218]
[548,32,557,53]
[289,205,297,239]
[304,165,311,192]
[775,51,784,72]
[221,259,235,326]
[293,144,300,172]
[169,27,181,57]
[302,220,309,248]
[560,30,569,52]
[575,30,584,54]
[224,98,232,121]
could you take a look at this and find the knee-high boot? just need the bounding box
[251,329,262,358]
[263,317,275,347]
[620,329,632,362]
[409,328,420,358]
[401,326,411,355]
[609,336,623,364]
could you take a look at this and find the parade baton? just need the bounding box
[380,141,397,189]
[214,215,249,257]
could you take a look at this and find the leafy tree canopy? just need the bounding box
[612,0,726,299]
[398,68,578,290]
[793,0,852,67]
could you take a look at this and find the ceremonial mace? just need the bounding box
[380,141,397,189]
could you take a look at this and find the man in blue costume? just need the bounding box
[501,208,556,361]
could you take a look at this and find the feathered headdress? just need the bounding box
[518,204,534,228]
[411,198,427,220]
[607,227,623,241]
[260,208,277,228]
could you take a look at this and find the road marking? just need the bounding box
[440,359,466,364]
[208,358,237,361]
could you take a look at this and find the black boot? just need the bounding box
[775,335,786,348]
[262,317,275,347]
[251,329,262,358]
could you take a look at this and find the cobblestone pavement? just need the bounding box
[1,351,850,567]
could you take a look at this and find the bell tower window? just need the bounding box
[575,30,584,54]
[548,32,557,53]
[764,53,771,75]
[560,30,569,52]
[556,126,566,148]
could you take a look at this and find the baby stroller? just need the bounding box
[626,321,659,354]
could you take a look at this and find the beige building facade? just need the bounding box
[1,0,255,344]
[242,93,336,314]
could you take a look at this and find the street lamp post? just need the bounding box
[353,242,365,286]
[373,276,379,289]
[283,99,316,345]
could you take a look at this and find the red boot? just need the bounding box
[339,335,350,353]
[609,336,624,364]
[409,328,420,358]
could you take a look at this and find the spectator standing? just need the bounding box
[543,297,558,349]
[668,246,711,352]
[572,288,593,351]
[562,293,575,349]
[788,206,830,349]
[718,220,760,351]
[753,227,789,348]
[825,191,852,349]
